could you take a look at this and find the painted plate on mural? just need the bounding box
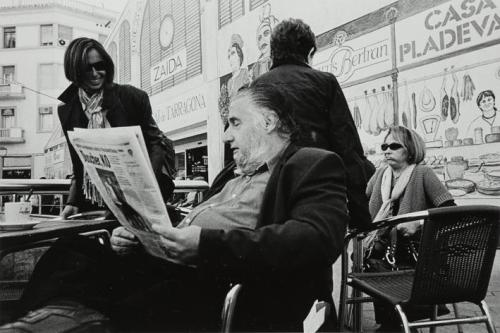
[476,180,500,196]
[479,153,500,166]
[0,221,39,231]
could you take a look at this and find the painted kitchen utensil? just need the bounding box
[421,116,440,142]
[461,73,476,102]
[450,70,460,124]
[440,69,449,121]
[446,156,468,179]
[384,85,394,128]
[419,82,436,112]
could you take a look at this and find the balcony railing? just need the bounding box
[0,81,25,100]
[0,127,25,143]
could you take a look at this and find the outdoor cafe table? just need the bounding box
[0,219,119,259]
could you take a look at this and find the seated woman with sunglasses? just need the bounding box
[57,37,175,219]
[364,125,455,331]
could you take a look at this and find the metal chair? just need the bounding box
[339,205,500,333]
[220,283,242,333]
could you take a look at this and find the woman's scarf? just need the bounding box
[364,164,416,255]
[374,164,416,222]
[78,88,109,128]
[78,88,109,206]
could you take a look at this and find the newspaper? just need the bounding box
[67,126,172,260]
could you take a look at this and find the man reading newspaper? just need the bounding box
[12,84,348,332]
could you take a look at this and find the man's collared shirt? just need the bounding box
[177,151,283,231]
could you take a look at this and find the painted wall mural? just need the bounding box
[215,0,500,201]
[218,3,279,126]
[313,0,500,201]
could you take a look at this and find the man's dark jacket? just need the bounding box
[199,144,348,330]
[250,60,375,229]
[57,83,175,208]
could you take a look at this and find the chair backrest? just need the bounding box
[410,205,500,305]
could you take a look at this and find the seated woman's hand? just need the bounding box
[111,226,140,255]
[396,220,421,237]
[60,205,79,219]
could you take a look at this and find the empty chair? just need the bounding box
[339,205,500,333]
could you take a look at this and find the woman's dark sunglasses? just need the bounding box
[381,143,404,151]
[85,61,106,73]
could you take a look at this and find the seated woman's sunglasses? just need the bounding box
[381,143,404,151]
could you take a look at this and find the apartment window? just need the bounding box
[250,0,268,10]
[1,66,15,84]
[3,27,15,48]
[40,24,54,46]
[218,0,244,29]
[38,106,53,132]
[58,25,72,46]
[1,107,16,128]
[39,64,56,90]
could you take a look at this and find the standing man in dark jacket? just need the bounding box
[57,38,175,218]
[252,18,374,229]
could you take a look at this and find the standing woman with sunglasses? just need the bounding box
[57,37,175,219]
[364,125,455,331]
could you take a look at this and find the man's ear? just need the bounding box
[263,112,279,132]
[307,47,315,64]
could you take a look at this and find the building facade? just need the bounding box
[106,0,499,205]
[0,0,116,179]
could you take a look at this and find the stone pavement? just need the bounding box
[332,250,500,332]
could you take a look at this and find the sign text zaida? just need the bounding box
[399,0,500,64]
[150,48,187,86]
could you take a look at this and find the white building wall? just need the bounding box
[0,1,116,178]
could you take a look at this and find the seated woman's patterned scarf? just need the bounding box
[78,88,110,206]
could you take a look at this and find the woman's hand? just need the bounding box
[396,220,422,237]
[111,227,140,255]
[60,205,79,219]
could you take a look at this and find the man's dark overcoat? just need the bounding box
[250,60,375,229]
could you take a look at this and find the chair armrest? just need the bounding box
[66,210,109,221]
[345,210,429,243]
[221,284,242,333]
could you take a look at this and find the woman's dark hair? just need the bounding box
[235,82,298,142]
[476,90,496,108]
[231,43,244,66]
[384,125,426,165]
[270,18,317,66]
[64,37,114,87]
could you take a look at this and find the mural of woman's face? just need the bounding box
[257,23,271,57]
[479,95,495,113]
[228,46,240,72]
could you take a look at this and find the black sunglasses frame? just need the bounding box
[381,143,404,151]
[85,61,107,73]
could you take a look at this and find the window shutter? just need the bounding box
[119,21,131,83]
[250,0,268,11]
[218,0,245,29]
[140,0,202,95]
[1,108,15,116]
[39,106,53,114]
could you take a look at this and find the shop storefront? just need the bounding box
[150,85,210,181]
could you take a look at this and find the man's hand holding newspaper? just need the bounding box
[68,126,174,261]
